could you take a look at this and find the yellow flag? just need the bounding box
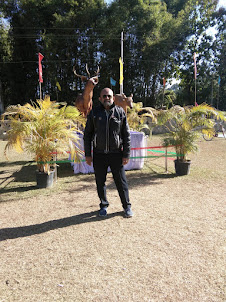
[56,81,61,91]
[119,57,123,85]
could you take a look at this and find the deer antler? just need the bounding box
[73,66,88,82]
[73,66,83,79]
[95,66,100,76]
[74,63,99,116]
[85,64,91,79]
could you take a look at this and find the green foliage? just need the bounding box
[0,0,225,110]
[2,95,85,173]
[156,89,176,109]
[173,2,226,109]
[101,0,193,106]
[213,7,226,110]
[127,102,157,134]
[0,16,12,112]
[157,103,226,161]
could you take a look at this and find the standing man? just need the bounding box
[84,87,133,218]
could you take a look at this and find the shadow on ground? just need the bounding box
[0,210,124,241]
[0,160,178,196]
[0,161,33,168]
[0,185,38,196]
[0,162,37,197]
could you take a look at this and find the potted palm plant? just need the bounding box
[157,104,225,175]
[127,102,157,135]
[2,95,85,188]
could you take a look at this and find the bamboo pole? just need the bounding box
[120,31,123,94]
[39,82,42,100]
[165,147,168,173]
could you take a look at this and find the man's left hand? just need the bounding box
[122,158,129,165]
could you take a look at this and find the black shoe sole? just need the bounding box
[99,214,107,217]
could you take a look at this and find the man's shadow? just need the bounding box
[0,210,123,242]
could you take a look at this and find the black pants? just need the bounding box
[93,152,131,210]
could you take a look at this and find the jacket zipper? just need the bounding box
[105,110,109,153]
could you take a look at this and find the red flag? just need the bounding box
[163,77,166,87]
[38,53,44,83]
[193,52,197,80]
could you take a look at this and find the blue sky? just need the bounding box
[218,0,226,7]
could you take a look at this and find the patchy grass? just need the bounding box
[0,140,88,202]
[1,135,226,201]
[0,136,226,301]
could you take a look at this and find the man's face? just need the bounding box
[99,88,114,109]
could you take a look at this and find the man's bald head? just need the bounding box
[99,87,114,110]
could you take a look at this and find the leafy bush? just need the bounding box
[2,96,85,173]
[157,104,226,161]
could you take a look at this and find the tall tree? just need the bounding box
[0,0,224,109]
[213,7,226,110]
[173,1,224,107]
[100,0,207,107]
[0,15,11,112]
[1,0,106,105]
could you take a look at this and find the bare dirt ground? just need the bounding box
[0,136,225,302]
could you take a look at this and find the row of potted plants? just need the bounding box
[1,96,225,187]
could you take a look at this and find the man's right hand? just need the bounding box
[85,156,92,166]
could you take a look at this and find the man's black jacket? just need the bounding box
[84,103,131,158]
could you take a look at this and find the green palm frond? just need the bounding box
[127,103,157,134]
[158,103,225,161]
[2,95,83,173]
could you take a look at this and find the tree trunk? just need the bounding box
[0,79,4,114]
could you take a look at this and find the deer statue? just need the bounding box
[114,93,133,115]
[74,64,100,117]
